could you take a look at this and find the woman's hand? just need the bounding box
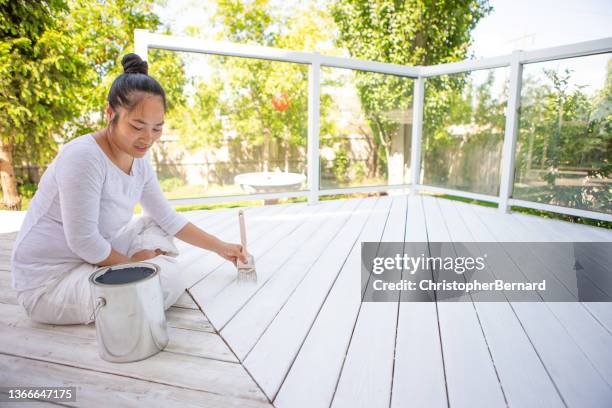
[130,248,166,262]
[215,241,248,267]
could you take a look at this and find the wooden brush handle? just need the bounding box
[239,210,248,252]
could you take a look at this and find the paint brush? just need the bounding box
[237,209,257,283]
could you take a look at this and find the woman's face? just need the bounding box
[106,93,165,158]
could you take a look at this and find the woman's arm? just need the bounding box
[55,144,113,265]
[95,247,166,266]
[174,222,223,253]
[139,162,246,266]
[93,223,246,267]
[95,248,131,267]
[175,222,247,266]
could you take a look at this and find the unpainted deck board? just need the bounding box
[0,302,231,359]
[0,325,267,403]
[0,354,270,408]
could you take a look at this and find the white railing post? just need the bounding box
[134,29,149,62]
[498,50,523,213]
[410,76,425,194]
[307,57,321,205]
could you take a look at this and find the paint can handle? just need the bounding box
[89,297,106,322]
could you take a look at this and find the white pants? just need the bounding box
[16,217,186,325]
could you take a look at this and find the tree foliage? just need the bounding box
[330,0,492,182]
[0,0,186,208]
[166,0,337,178]
[514,61,611,213]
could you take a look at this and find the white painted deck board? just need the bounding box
[441,198,565,408]
[422,196,507,408]
[240,197,378,399]
[467,202,612,384]
[274,196,393,408]
[463,201,612,407]
[330,195,407,408]
[390,194,447,408]
[172,291,199,309]
[188,201,321,305]
[503,207,612,330]
[191,198,347,329]
[511,212,612,298]
[179,203,299,289]
[228,197,373,360]
[224,198,368,357]
[508,213,612,331]
[220,198,361,337]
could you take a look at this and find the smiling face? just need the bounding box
[105,93,165,158]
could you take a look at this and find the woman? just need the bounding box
[10,53,247,325]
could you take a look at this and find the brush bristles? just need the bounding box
[237,268,258,284]
[237,253,256,284]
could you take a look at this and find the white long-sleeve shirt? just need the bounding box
[10,133,189,292]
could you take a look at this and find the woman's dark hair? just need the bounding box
[107,53,167,125]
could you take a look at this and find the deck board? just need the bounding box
[330,195,407,408]
[241,197,378,399]
[226,200,362,360]
[274,196,393,408]
[188,202,313,306]
[0,303,236,363]
[0,207,275,407]
[0,354,270,408]
[180,203,300,288]
[190,198,347,329]
[390,195,447,408]
[462,200,612,407]
[0,325,267,402]
[422,196,508,408]
[442,198,566,408]
[1,196,610,407]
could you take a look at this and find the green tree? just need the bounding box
[330,0,492,185]
[515,59,611,213]
[1,0,186,209]
[169,0,336,184]
[420,70,507,195]
[1,0,87,209]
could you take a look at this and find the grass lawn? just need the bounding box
[4,186,609,229]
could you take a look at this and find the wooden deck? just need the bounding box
[1,194,611,407]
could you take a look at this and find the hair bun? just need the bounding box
[121,53,148,75]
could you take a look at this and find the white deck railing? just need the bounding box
[134,30,612,222]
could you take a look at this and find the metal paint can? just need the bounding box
[89,262,168,363]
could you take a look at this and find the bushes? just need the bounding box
[159,177,186,192]
[17,182,37,200]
